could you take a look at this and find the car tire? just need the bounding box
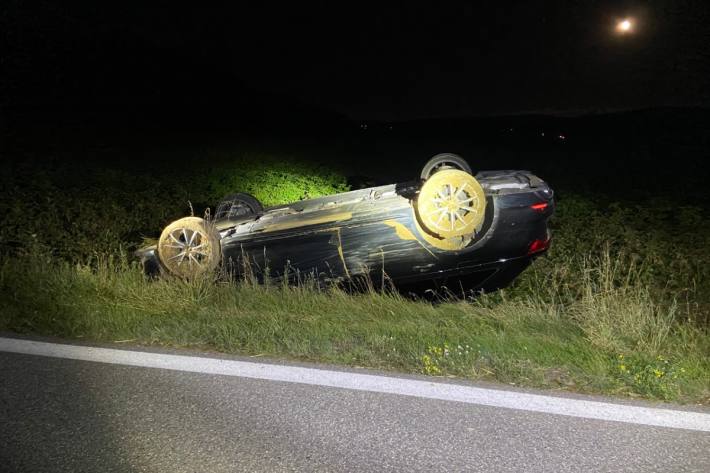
[215,193,264,222]
[157,216,221,279]
[420,153,473,180]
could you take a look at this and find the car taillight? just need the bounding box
[530,202,548,212]
[528,237,551,255]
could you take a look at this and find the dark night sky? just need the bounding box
[226,1,710,119]
[3,1,709,121]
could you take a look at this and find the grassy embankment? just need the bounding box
[1,148,708,403]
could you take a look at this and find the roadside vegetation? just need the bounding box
[1,146,708,404]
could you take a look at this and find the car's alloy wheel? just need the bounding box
[416,169,486,239]
[157,216,220,279]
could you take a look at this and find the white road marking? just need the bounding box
[1,336,709,432]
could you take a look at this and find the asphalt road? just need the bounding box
[1,338,709,472]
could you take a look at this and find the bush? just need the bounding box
[510,193,710,326]
[201,152,350,207]
[0,150,349,261]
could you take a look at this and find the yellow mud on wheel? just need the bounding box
[157,217,221,279]
[416,169,486,239]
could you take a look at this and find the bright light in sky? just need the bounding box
[616,18,633,34]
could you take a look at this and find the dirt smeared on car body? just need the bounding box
[140,155,554,295]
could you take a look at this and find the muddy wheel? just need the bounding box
[420,153,473,180]
[415,169,486,239]
[157,217,221,279]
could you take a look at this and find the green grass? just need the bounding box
[1,147,709,404]
[1,247,708,404]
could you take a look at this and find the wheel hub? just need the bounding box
[157,216,220,279]
[416,169,486,240]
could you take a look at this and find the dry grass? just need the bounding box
[1,246,708,403]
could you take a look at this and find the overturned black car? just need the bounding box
[139,154,554,294]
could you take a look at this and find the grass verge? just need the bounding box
[2,148,709,404]
[1,249,708,404]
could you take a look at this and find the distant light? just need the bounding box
[616,18,633,34]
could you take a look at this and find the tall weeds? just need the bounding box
[1,244,708,401]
